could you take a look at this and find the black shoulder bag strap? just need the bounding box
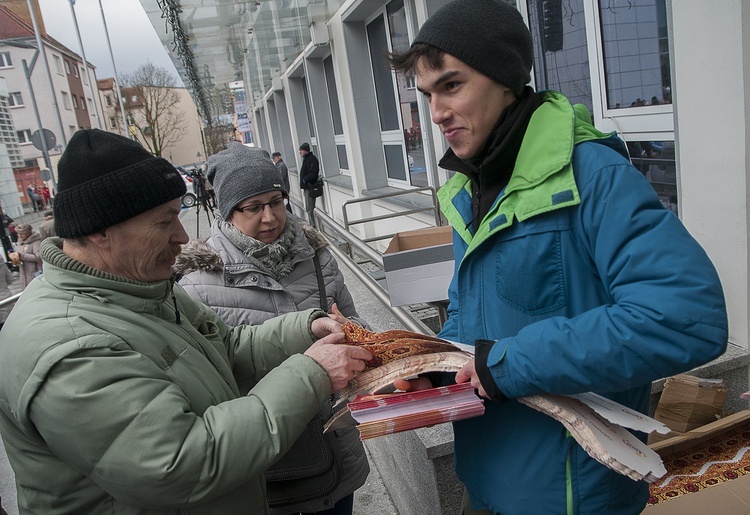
[313,252,327,311]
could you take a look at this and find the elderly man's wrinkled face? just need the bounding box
[104,199,189,282]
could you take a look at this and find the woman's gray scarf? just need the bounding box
[217,217,299,280]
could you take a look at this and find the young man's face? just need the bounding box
[416,53,517,160]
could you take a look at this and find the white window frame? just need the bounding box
[0,52,12,68]
[8,91,23,107]
[72,95,78,109]
[109,116,117,129]
[64,60,71,74]
[53,55,62,74]
[582,2,674,141]
[105,95,112,107]
[16,129,32,144]
[61,91,71,110]
[73,64,79,77]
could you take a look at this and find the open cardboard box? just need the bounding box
[382,226,454,307]
[643,410,750,514]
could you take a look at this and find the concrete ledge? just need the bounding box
[364,423,461,515]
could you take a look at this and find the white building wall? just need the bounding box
[670,0,749,350]
[0,42,79,165]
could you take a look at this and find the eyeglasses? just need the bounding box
[234,196,286,216]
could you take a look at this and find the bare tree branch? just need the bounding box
[120,62,187,157]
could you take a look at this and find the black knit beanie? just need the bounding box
[208,142,287,220]
[412,0,534,96]
[53,129,186,238]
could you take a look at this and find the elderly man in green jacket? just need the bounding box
[0,129,372,514]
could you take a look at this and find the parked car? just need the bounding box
[175,166,197,208]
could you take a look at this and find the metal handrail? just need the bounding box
[341,186,442,246]
[314,208,431,334]
[0,292,21,308]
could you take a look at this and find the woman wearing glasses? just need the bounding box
[174,143,369,515]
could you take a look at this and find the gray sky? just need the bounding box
[37,0,182,85]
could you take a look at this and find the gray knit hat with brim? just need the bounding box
[208,142,288,220]
[53,129,186,238]
[412,0,533,96]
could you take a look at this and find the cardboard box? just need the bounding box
[383,226,454,307]
[652,374,727,434]
[643,411,750,514]
[649,410,750,458]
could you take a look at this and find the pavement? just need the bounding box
[0,205,400,515]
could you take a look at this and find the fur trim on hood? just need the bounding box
[174,239,223,275]
[173,218,328,276]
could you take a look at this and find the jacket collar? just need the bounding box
[40,238,173,313]
[438,91,616,250]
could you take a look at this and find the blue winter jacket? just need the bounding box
[436,91,728,514]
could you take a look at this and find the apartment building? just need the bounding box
[0,3,101,205]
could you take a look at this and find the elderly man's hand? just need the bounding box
[310,315,344,338]
[305,333,373,392]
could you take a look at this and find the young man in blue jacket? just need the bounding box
[388,0,728,513]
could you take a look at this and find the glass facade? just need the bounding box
[599,0,671,109]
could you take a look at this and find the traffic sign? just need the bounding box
[31,128,56,152]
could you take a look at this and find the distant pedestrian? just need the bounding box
[298,142,320,224]
[12,224,42,289]
[26,186,41,212]
[272,151,293,213]
[41,185,51,207]
[38,211,56,240]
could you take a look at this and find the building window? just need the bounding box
[105,95,112,107]
[69,125,77,137]
[88,98,93,112]
[599,0,671,109]
[0,52,12,68]
[82,69,88,85]
[7,92,23,107]
[64,60,71,74]
[23,158,37,168]
[109,116,117,129]
[73,64,79,77]
[53,55,62,74]
[16,129,32,144]
[61,91,70,109]
[81,97,87,110]
[72,95,78,109]
[528,0,592,112]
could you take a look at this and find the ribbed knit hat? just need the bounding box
[412,0,533,96]
[208,142,287,220]
[53,129,186,238]
[299,142,310,152]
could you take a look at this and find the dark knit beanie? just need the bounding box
[299,142,310,152]
[412,0,533,96]
[208,142,287,220]
[53,129,186,238]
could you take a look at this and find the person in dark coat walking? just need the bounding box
[298,142,320,224]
